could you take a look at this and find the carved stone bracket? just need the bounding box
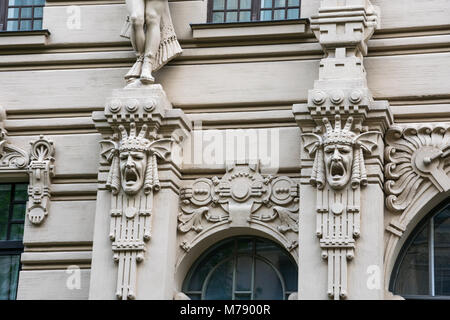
[27,135,55,225]
[385,124,450,232]
[177,161,299,253]
[0,123,28,170]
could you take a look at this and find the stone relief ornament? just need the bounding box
[27,136,55,225]
[301,115,380,300]
[178,162,299,253]
[385,124,450,215]
[0,126,29,169]
[100,122,173,300]
[121,0,182,86]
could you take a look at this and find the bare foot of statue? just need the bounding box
[140,56,155,84]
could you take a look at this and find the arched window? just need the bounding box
[207,0,301,23]
[390,200,450,299]
[183,236,298,300]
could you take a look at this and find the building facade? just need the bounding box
[0,0,449,300]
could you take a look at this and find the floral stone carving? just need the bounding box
[27,136,55,225]
[385,125,450,215]
[178,162,299,252]
[100,122,173,300]
[301,115,380,300]
[0,127,28,169]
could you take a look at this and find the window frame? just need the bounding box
[390,200,450,300]
[207,0,302,23]
[0,0,45,32]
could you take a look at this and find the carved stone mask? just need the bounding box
[120,150,148,195]
[324,143,353,190]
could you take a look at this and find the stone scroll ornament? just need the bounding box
[0,127,29,169]
[27,136,55,225]
[385,125,450,215]
[100,122,173,300]
[178,162,299,252]
[301,115,380,300]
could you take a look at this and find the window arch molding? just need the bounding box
[180,235,298,300]
[384,188,450,296]
[175,227,298,295]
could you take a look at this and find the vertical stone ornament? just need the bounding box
[27,136,55,225]
[302,115,380,299]
[100,122,173,300]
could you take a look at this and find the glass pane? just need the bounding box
[0,255,20,300]
[275,0,286,7]
[235,293,251,300]
[186,240,234,291]
[7,8,20,18]
[236,256,252,291]
[227,0,238,10]
[288,0,299,6]
[12,204,26,221]
[33,0,45,5]
[226,12,238,22]
[9,0,22,5]
[287,8,299,19]
[33,19,42,30]
[253,259,283,300]
[434,206,450,296]
[239,11,251,22]
[213,0,225,10]
[22,0,33,5]
[260,10,272,20]
[237,238,252,254]
[240,0,251,9]
[9,224,24,241]
[7,20,19,31]
[14,184,28,202]
[274,9,285,20]
[212,12,225,23]
[261,0,272,9]
[204,260,233,299]
[0,186,11,239]
[34,7,43,18]
[394,223,430,295]
[20,7,32,18]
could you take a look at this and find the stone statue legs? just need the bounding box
[125,0,165,85]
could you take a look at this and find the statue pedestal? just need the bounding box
[89,85,191,300]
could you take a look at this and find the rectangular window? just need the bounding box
[208,0,301,23]
[0,183,27,300]
[0,0,45,31]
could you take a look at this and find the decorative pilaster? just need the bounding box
[90,85,191,300]
[27,135,55,225]
[293,0,392,300]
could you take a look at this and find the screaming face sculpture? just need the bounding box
[302,115,380,191]
[120,150,148,195]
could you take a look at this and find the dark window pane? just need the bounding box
[34,7,43,18]
[213,0,225,10]
[287,8,299,19]
[7,20,19,31]
[434,206,450,296]
[212,12,225,23]
[394,223,430,295]
[7,8,20,18]
[236,256,252,291]
[14,184,28,202]
[12,204,26,221]
[260,10,272,20]
[226,11,237,22]
[261,0,272,9]
[235,293,251,300]
[204,260,233,299]
[0,255,20,300]
[240,0,251,9]
[253,259,283,300]
[9,224,24,241]
[20,7,32,19]
[274,9,285,20]
[227,0,238,10]
[33,19,42,30]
